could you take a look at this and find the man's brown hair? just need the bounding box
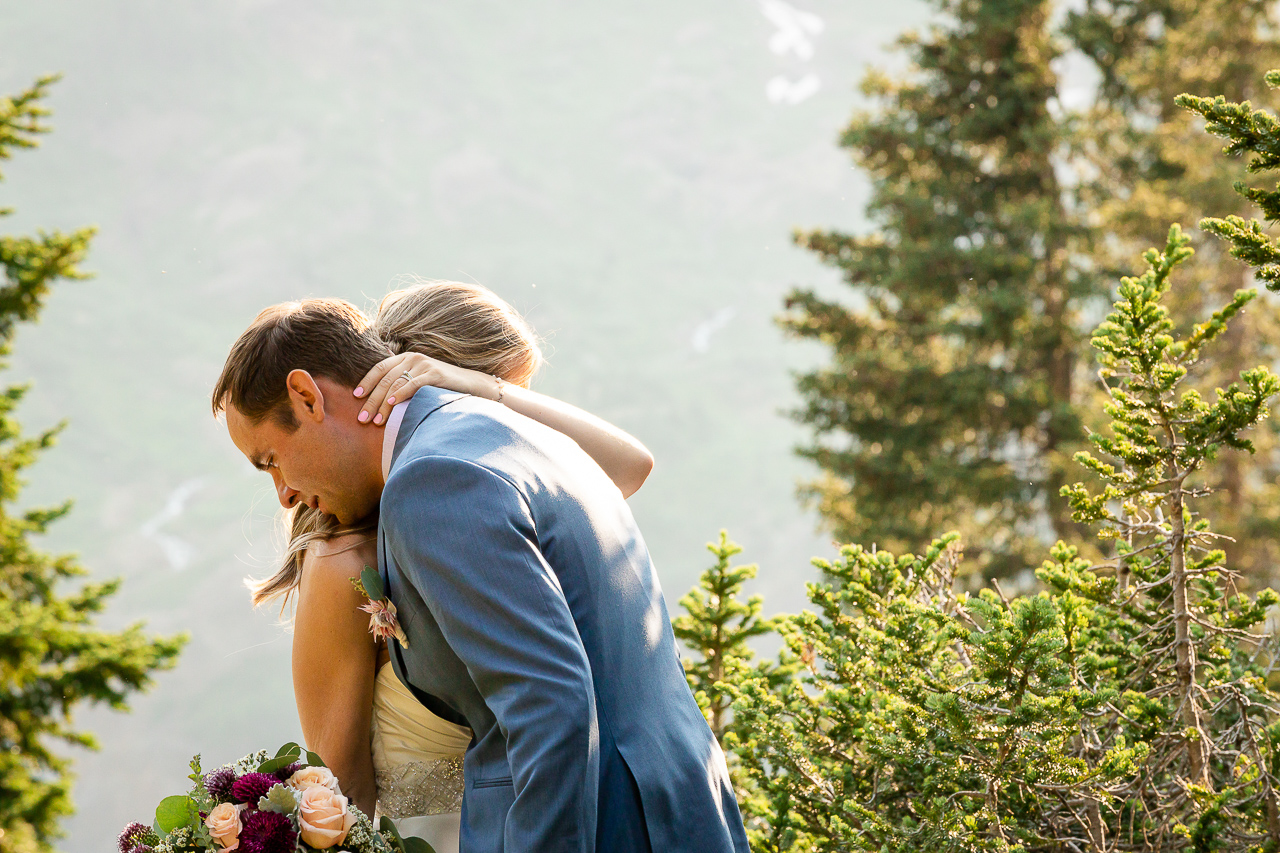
[212,298,393,429]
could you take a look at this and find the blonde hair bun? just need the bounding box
[372,277,542,390]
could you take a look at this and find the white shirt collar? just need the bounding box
[381,402,409,483]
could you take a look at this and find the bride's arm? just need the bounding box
[354,353,655,498]
[291,540,379,818]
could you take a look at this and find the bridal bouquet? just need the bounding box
[117,743,434,853]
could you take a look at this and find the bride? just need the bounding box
[248,280,654,853]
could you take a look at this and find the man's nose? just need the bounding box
[272,471,300,509]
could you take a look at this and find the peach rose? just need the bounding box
[205,803,246,851]
[288,766,340,795]
[297,785,356,849]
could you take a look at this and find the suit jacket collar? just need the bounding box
[388,386,469,477]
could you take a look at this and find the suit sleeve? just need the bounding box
[381,455,598,851]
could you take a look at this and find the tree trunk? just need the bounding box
[1086,796,1107,851]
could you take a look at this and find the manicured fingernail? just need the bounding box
[354,386,364,397]
[387,397,396,406]
[358,411,370,423]
[373,413,384,425]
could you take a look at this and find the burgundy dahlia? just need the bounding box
[204,767,237,802]
[239,809,296,853]
[273,761,303,782]
[231,772,279,805]
[118,822,158,853]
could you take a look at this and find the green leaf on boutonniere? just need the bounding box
[361,566,385,601]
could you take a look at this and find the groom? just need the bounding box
[213,299,750,853]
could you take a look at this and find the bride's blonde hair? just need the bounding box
[248,278,543,610]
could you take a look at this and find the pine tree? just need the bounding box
[731,225,1280,852]
[780,0,1099,578]
[1066,0,1280,586]
[1178,72,1280,289]
[672,532,794,820]
[0,77,186,853]
[672,532,780,741]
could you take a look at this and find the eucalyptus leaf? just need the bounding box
[258,745,302,775]
[361,566,384,601]
[155,795,196,834]
[306,750,326,768]
[274,742,300,759]
[402,836,438,853]
[258,756,291,775]
[379,816,405,853]
[376,813,433,853]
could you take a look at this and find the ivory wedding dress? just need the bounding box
[370,663,472,853]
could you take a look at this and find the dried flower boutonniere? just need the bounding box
[351,566,409,647]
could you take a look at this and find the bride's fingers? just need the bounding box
[358,357,418,424]
[373,373,436,426]
[359,355,446,424]
[354,356,406,401]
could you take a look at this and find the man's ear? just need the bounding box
[286,370,326,423]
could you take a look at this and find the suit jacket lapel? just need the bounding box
[380,386,458,632]
[378,387,473,732]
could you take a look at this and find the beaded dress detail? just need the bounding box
[370,663,472,832]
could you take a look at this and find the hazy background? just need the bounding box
[0,1,927,848]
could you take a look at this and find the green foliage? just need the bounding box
[1066,0,1280,587]
[728,535,1149,852]
[380,816,438,853]
[672,532,785,741]
[724,199,1280,850]
[154,797,198,837]
[780,0,1099,577]
[1053,225,1280,847]
[1064,226,1275,523]
[0,76,94,343]
[672,533,795,818]
[0,77,185,853]
[1180,72,1280,289]
[788,0,1280,585]
[360,566,383,602]
[258,784,298,815]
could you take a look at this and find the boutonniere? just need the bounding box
[352,566,409,647]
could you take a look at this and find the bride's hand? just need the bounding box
[353,352,500,425]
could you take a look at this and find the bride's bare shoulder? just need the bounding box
[301,533,377,587]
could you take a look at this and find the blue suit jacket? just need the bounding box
[377,388,749,853]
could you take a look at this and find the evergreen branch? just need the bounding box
[0,75,59,180]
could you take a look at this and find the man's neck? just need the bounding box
[314,376,388,488]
